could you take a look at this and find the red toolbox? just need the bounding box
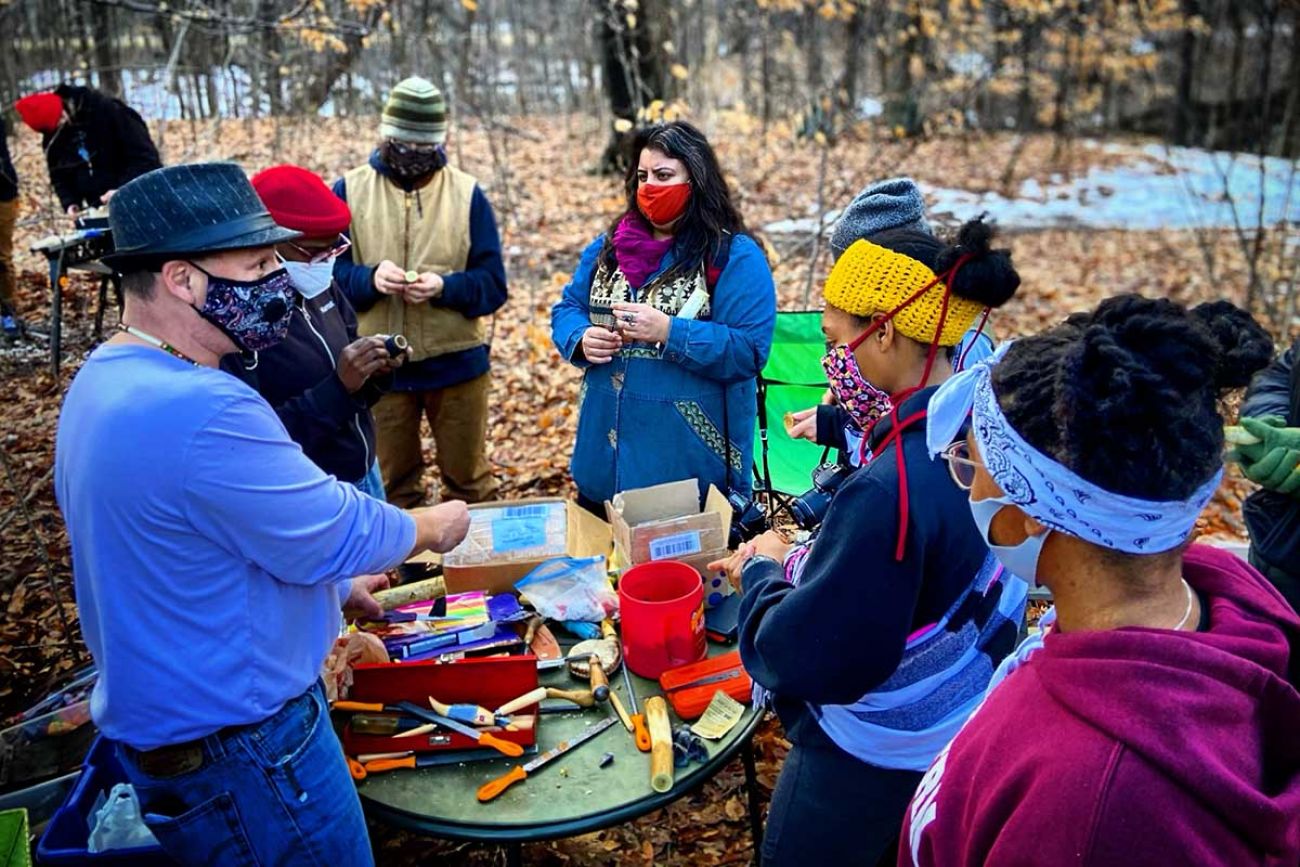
[340,656,538,755]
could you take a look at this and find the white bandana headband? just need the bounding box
[927,342,1222,554]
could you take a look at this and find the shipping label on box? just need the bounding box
[442,499,613,595]
[606,480,734,567]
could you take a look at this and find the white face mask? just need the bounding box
[969,494,1050,586]
[280,257,336,300]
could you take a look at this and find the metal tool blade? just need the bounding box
[665,669,742,693]
[522,716,619,773]
[620,655,639,705]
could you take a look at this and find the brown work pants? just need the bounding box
[372,372,499,508]
[0,197,17,310]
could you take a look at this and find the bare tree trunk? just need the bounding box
[595,0,665,174]
[1281,6,1300,157]
[842,0,865,112]
[1171,0,1199,146]
[89,2,122,98]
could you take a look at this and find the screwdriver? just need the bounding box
[622,654,651,752]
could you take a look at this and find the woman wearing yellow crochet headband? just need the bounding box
[711,217,1026,866]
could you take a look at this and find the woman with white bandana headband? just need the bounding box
[712,218,1026,866]
[901,295,1300,867]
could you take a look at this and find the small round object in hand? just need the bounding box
[383,334,410,358]
[404,270,419,283]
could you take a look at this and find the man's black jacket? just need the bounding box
[42,85,161,210]
[221,284,386,485]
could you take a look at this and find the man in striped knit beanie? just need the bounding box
[333,76,507,507]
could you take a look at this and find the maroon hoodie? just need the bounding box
[900,544,1300,866]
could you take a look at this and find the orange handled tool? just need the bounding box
[394,702,523,758]
[620,652,651,751]
[477,716,618,802]
[332,701,391,713]
[365,755,419,773]
[347,756,368,780]
[337,700,523,758]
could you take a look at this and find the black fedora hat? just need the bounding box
[104,162,301,269]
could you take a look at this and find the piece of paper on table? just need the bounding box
[691,690,744,740]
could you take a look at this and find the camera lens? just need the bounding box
[790,488,833,530]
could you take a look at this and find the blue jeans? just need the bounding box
[354,460,385,500]
[116,682,373,867]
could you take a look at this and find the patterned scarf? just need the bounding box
[611,213,674,290]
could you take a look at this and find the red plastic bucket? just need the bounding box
[619,561,706,679]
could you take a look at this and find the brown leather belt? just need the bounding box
[130,724,241,778]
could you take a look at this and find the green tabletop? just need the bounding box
[358,644,762,843]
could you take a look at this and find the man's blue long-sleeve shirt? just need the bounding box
[55,345,417,750]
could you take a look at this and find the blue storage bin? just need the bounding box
[36,737,173,865]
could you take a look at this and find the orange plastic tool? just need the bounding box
[347,756,367,781]
[477,716,618,802]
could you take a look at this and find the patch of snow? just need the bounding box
[946,51,991,78]
[765,144,1300,234]
[858,98,884,119]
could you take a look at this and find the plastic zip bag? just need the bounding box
[87,783,160,853]
[514,556,618,622]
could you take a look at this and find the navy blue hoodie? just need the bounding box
[739,387,994,750]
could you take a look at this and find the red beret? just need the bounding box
[16,92,64,134]
[250,164,352,238]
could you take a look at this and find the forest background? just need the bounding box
[1,1,1297,862]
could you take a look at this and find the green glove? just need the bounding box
[1226,415,1287,464]
[1228,416,1300,496]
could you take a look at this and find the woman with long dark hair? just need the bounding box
[551,122,776,509]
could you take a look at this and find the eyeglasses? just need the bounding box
[940,441,983,491]
[288,234,351,265]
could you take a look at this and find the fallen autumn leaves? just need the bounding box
[0,113,1280,864]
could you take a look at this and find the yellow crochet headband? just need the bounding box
[823,238,984,346]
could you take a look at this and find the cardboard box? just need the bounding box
[606,480,733,567]
[442,498,612,595]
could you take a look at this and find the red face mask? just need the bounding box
[637,182,691,226]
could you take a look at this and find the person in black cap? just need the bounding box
[54,163,470,866]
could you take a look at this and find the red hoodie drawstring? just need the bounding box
[850,254,971,562]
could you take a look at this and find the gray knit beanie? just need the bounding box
[380,77,448,145]
[828,177,932,260]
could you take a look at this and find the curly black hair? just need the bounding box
[868,216,1021,311]
[990,294,1274,501]
[601,121,749,282]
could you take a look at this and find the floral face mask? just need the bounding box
[822,341,892,432]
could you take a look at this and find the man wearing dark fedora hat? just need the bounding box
[53,162,471,866]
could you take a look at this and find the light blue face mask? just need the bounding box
[969,495,1049,586]
[280,257,336,300]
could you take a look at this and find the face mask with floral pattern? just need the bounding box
[822,341,892,432]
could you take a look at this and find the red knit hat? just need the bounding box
[15,92,64,134]
[250,164,352,238]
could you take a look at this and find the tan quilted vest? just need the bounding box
[343,163,481,361]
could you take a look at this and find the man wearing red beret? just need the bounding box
[15,85,161,217]
[221,164,403,498]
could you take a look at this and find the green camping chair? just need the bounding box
[751,311,832,516]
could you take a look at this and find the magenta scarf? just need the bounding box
[611,213,673,290]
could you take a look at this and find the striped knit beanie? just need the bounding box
[380,77,448,145]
